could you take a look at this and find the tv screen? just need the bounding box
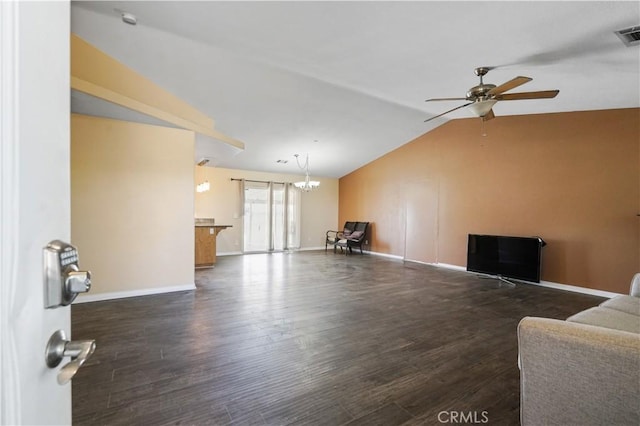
[467,234,545,283]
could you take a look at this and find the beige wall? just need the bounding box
[71,114,195,297]
[195,166,339,253]
[340,108,640,294]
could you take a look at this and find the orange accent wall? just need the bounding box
[339,108,640,294]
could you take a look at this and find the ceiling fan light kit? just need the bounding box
[468,99,497,118]
[424,67,559,123]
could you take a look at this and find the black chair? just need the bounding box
[325,221,356,251]
[334,222,369,255]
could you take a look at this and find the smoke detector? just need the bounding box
[615,26,640,47]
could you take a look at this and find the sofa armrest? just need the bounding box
[630,272,640,297]
[518,317,640,426]
[326,230,340,239]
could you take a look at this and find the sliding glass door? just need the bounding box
[242,181,300,253]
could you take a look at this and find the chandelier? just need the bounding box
[293,154,320,192]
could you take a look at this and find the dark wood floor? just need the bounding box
[71,251,603,425]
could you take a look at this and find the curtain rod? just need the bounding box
[230,178,289,185]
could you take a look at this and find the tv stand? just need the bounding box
[477,274,516,287]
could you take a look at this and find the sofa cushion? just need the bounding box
[518,317,640,426]
[567,307,640,334]
[348,230,364,240]
[600,295,640,316]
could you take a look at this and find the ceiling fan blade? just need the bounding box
[424,102,473,123]
[425,97,468,102]
[495,90,559,100]
[487,76,532,96]
[482,109,495,121]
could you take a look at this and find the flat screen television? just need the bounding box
[466,234,546,283]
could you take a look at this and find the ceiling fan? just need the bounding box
[424,67,559,123]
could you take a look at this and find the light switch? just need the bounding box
[209,228,214,234]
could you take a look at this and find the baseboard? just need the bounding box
[218,251,242,257]
[298,246,325,251]
[220,247,326,256]
[436,262,467,272]
[436,262,622,298]
[530,280,622,298]
[363,250,404,260]
[370,256,623,299]
[73,283,196,303]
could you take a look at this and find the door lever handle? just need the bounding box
[45,329,96,385]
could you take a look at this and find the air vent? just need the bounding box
[276,159,288,164]
[196,158,210,166]
[615,26,640,47]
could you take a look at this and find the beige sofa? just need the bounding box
[518,274,640,426]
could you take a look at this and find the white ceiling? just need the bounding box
[70,1,640,178]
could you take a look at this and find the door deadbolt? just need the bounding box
[44,240,91,308]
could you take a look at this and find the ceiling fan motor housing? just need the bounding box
[467,67,496,100]
[466,84,496,101]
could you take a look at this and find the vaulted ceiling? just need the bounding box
[70,1,640,178]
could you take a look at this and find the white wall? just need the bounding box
[71,115,195,299]
[194,166,339,253]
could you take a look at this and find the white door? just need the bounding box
[1,1,73,424]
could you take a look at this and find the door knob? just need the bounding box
[45,329,96,385]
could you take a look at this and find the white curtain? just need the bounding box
[242,180,270,253]
[286,183,301,250]
[239,180,301,252]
